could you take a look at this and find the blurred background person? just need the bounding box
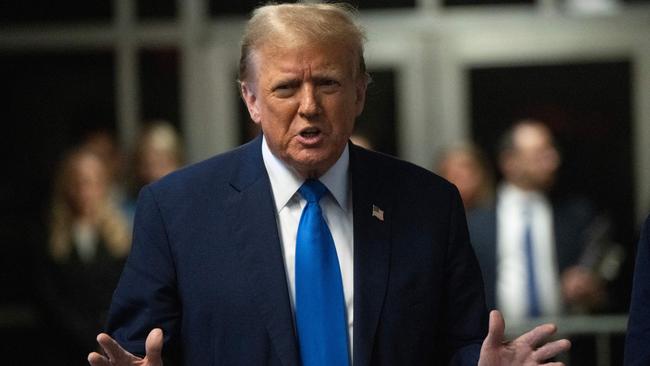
[132,121,183,189]
[468,119,609,324]
[38,148,131,365]
[436,142,495,213]
[125,121,184,219]
[81,129,128,207]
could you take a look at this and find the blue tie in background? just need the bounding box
[524,205,541,317]
[295,179,350,366]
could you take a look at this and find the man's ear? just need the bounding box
[354,75,368,117]
[240,81,261,124]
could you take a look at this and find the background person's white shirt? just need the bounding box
[496,183,561,323]
[73,221,98,263]
[261,136,355,355]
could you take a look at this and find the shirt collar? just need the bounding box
[262,135,350,213]
[499,182,546,206]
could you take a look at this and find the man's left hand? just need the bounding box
[478,310,571,366]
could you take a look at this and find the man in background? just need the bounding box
[469,120,605,322]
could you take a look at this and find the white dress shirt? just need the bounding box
[261,136,355,355]
[73,221,98,263]
[496,183,561,323]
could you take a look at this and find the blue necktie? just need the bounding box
[295,179,350,366]
[524,205,541,317]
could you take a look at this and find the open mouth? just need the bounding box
[297,127,324,145]
[299,127,321,138]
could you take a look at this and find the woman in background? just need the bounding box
[133,121,183,190]
[41,148,130,365]
[122,121,184,222]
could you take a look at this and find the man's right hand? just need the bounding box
[88,328,164,366]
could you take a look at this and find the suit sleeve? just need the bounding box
[105,186,182,360]
[443,186,489,365]
[625,215,650,365]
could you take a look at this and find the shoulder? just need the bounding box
[552,195,600,235]
[141,140,264,209]
[467,204,496,231]
[553,194,596,218]
[147,138,260,198]
[351,144,456,196]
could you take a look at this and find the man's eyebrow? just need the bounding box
[312,69,344,80]
[273,77,301,84]
[312,74,338,80]
[268,78,301,90]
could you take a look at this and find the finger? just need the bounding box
[516,323,557,347]
[145,328,164,362]
[533,339,571,361]
[96,333,132,362]
[484,310,505,348]
[87,352,110,366]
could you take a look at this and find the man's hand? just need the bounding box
[478,310,571,366]
[88,328,164,366]
[562,266,605,310]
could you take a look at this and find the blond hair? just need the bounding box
[238,2,368,83]
[49,149,131,262]
[136,121,183,164]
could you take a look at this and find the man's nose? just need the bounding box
[298,85,321,119]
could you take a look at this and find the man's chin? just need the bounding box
[288,153,336,179]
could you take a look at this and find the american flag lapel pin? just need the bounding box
[372,204,384,221]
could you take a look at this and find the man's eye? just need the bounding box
[273,84,296,96]
[318,79,340,92]
[320,79,338,86]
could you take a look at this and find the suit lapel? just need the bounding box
[226,136,300,366]
[350,145,392,366]
[484,207,498,309]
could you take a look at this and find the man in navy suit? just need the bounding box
[625,214,650,365]
[468,121,605,321]
[88,4,570,366]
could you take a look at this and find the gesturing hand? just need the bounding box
[478,310,571,366]
[88,328,164,366]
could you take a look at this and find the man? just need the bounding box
[89,4,569,365]
[625,214,650,365]
[468,120,604,322]
[436,143,494,212]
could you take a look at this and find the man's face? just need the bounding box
[241,41,367,178]
[506,124,561,191]
[439,151,485,207]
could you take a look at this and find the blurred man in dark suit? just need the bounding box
[469,120,605,322]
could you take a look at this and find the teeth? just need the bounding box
[301,129,319,136]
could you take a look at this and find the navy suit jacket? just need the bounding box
[467,196,596,310]
[625,214,650,365]
[106,136,487,365]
